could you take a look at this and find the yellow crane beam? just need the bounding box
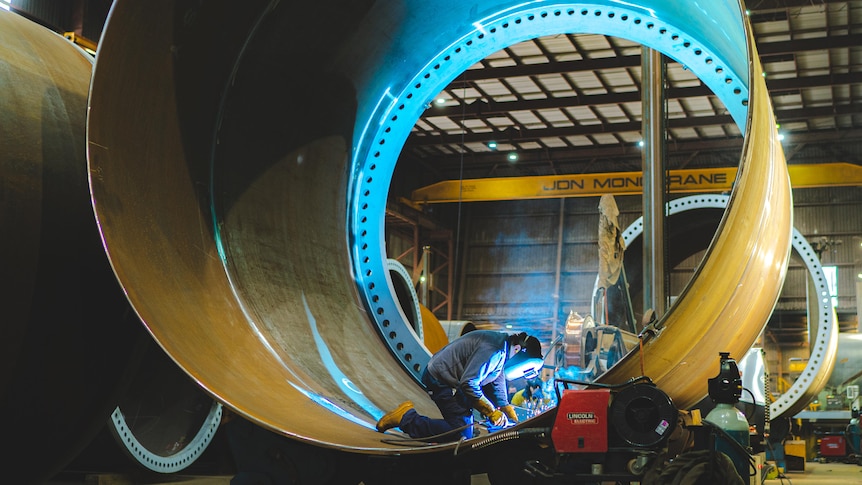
[63,32,97,55]
[409,162,862,205]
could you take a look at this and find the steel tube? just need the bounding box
[641,47,667,317]
[86,0,790,452]
[0,10,146,480]
[620,195,837,419]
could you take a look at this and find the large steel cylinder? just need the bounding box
[86,0,791,453]
[620,195,837,419]
[0,9,146,482]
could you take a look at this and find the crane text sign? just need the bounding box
[543,170,730,193]
[409,163,862,204]
[412,167,736,203]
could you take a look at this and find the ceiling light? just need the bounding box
[507,152,518,162]
[487,141,498,150]
[638,140,645,147]
[777,133,785,141]
[434,98,446,105]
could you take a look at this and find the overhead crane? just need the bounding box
[408,163,862,205]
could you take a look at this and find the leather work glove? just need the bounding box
[487,408,508,427]
[501,404,518,423]
[475,397,508,427]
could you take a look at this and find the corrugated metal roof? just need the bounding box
[401,0,862,180]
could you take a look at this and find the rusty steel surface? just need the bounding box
[0,9,93,397]
[0,9,148,481]
[86,0,791,453]
[620,195,836,419]
[598,32,793,409]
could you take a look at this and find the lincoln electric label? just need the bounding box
[567,411,598,424]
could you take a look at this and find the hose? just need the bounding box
[554,375,654,403]
[702,419,757,478]
[454,428,550,456]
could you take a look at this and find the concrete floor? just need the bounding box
[765,461,862,485]
[52,458,862,484]
[53,463,862,484]
[469,460,862,484]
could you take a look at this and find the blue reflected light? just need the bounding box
[302,293,385,424]
[289,383,378,430]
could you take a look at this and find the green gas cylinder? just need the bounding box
[707,402,750,452]
[707,353,751,480]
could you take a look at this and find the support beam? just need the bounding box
[410,163,862,204]
[641,47,667,318]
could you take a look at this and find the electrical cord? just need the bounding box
[740,387,757,422]
[553,375,654,404]
[557,375,653,389]
[702,419,757,478]
[378,422,474,447]
[380,422,550,458]
[763,438,793,485]
[454,427,550,456]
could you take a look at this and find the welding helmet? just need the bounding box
[504,334,544,380]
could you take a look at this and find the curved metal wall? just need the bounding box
[86,0,791,453]
[0,10,145,481]
[621,195,837,419]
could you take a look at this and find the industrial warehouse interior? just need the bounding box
[1,0,861,484]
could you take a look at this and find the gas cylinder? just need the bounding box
[706,402,750,454]
[847,408,861,456]
[707,352,751,480]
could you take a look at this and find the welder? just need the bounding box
[376,330,543,440]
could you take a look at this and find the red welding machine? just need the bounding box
[552,389,611,453]
[525,382,678,481]
[551,383,677,453]
[820,435,846,458]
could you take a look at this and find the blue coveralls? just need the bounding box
[398,330,510,439]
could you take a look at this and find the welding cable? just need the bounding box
[553,375,654,405]
[740,387,757,422]
[763,438,794,485]
[556,375,653,391]
[635,310,662,369]
[639,337,645,376]
[453,427,550,456]
[702,419,757,478]
[379,423,475,447]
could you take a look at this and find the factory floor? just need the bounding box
[764,461,862,485]
[467,461,862,485]
[54,463,862,484]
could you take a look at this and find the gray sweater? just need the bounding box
[426,330,510,407]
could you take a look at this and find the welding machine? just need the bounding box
[525,378,678,481]
[820,435,847,460]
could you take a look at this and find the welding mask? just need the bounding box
[504,335,544,380]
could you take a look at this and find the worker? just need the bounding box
[511,378,543,407]
[376,330,542,440]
